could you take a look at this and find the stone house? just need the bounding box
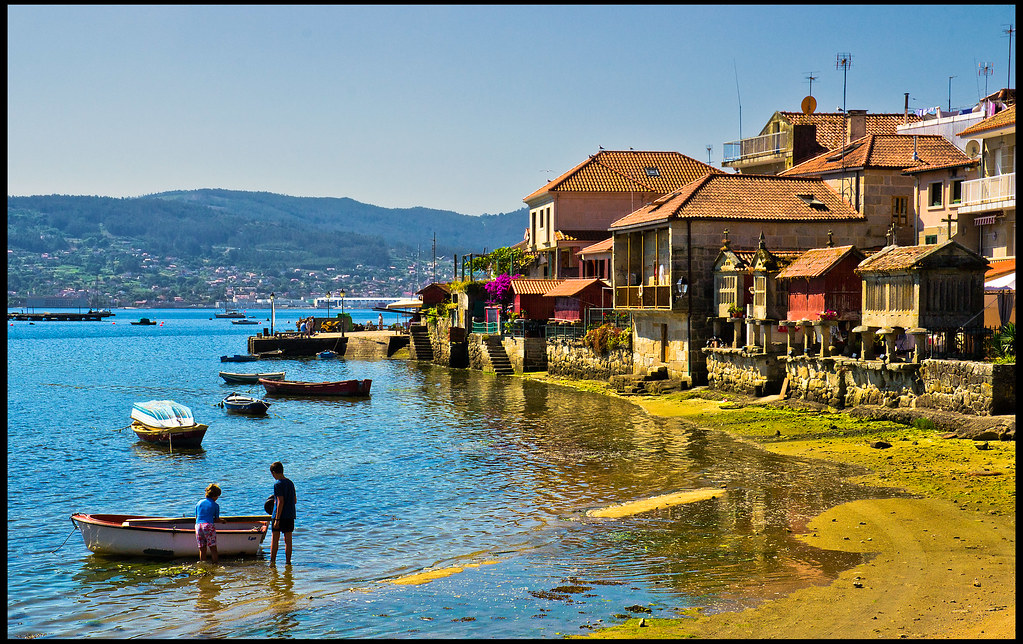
[522,150,720,279]
[723,109,921,175]
[576,237,612,279]
[781,133,975,247]
[901,156,979,248]
[608,173,875,384]
[853,240,989,360]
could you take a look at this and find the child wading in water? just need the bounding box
[195,483,226,563]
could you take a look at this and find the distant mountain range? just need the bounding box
[6,189,528,303]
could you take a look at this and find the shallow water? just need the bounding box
[7,308,904,637]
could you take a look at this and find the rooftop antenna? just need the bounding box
[706,145,712,164]
[804,71,819,97]
[836,53,852,116]
[1005,24,1015,89]
[978,61,994,97]
[733,58,742,140]
[948,75,956,112]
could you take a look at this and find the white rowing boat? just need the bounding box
[70,513,269,558]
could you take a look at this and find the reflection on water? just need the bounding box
[8,314,908,638]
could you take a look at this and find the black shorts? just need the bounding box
[273,517,295,533]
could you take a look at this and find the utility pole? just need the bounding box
[948,75,956,112]
[1006,24,1015,89]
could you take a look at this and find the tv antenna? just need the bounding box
[1005,24,1015,89]
[804,71,819,97]
[978,61,994,96]
[706,145,712,164]
[733,58,742,140]
[836,53,852,115]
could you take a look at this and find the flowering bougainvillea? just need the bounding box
[484,273,520,307]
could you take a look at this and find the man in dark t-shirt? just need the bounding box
[269,461,297,564]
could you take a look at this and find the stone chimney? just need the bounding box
[847,109,867,143]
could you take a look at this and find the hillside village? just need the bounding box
[400,89,1014,414]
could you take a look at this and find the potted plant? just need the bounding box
[728,305,743,319]
[820,309,838,321]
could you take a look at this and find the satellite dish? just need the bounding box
[965,140,981,159]
[801,95,817,115]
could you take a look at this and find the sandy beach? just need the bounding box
[514,376,1015,640]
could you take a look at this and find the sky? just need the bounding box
[7,5,1017,215]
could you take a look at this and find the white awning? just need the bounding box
[386,298,423,310]
[974,215,998,226]
[985,273,1015,289]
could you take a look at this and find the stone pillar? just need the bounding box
[780,322,795,355]
[746,317,757,350]
[732,317,742,348]
[761,321,774,353]
[878,327,896,359]
[852,326,877,360]
[907,327,927,364]
[819,320,835,357]
[801,322,813,355]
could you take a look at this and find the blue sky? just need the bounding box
[7,5,1016,215]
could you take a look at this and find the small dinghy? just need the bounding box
[220,392,271,415]
[70,513,269,558]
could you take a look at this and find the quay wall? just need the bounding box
[546,337,632,381]
[704,348,1014,417]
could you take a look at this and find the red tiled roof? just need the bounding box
[777,112,920,151]
[957,104,1015,137]
[543,278,607,297]
[986,258,1015,279]
[609,174,864,230]
[854,244,935,271]
[577,237,613,255]
[523,150,722,202]
[781,134,973,176]
[776,245,863,279]
[510,278,565,295]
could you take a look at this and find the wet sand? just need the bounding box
[516,376,1016,640]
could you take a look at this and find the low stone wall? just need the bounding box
[500,336,547,373]
[546,337,632,381]
[917,359,1015,416]
[466,333,494,373]
[704,348,787,397]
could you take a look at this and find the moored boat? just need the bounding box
[231,319,260,325]
[219,371,286,384]
[131,421,209,447]
[130,400,208,447]
[317,350,339,359]
[260,378,372,396]
[220,353,260,362]
[70,513,269,558]
[215,309,247,319]
[130,318,158,325]
[220,392,271,415]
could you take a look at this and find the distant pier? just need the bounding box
[8,310,115,322]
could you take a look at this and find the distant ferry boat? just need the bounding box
[215,309,247,319]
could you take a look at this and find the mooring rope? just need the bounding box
[53,519,78,553]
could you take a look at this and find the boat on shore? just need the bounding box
[130,318,157,326]
[260,378,372,396]
[219,371,286,384]
[220,392,271,415]
[130,400,208,447]
[70,513,269,558]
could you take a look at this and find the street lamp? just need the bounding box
[270,292,275,335]
[339,289,346,338]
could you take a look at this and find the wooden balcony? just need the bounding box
[614,285,672,309]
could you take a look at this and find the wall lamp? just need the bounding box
[676,276,689,296]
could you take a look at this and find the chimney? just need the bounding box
[904,93,909,124]
[847,109,867,143]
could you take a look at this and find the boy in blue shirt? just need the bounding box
[195,483,225,563]
[269,461,297,565]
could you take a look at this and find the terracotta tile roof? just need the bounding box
[778,112,920,150]
[781,134,973,176]
[510,278,565,295]
[609,174,864,230]
[986,258,1015,279]
[957,104,1015,137]
[577,237,613,255]
[543,278,607,297]
[854,244,935,272]
[776,245,863,279]
[555,229,613,243]
[523,150,722,203]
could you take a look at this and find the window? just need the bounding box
[928,182,943,208]
[716,275,736,309]
[925,234,938,245]
[950,179,964,205]
[891,196,908,226]
[753,275,766,307]
[644,166,660,177]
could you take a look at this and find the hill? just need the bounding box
[7,190,527,305]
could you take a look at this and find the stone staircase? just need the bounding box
[483,336,515,375]
[409,324,434,361]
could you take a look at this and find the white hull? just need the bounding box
[131,400,197,429]
[71,514,268,558]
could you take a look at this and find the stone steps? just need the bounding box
[483,337,514,375]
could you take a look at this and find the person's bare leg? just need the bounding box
[210,545,219,565]
[270,531,280,564]
[284,532,292,564]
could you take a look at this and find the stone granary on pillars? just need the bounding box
[774,235,866,357]
[852,239,989,362]
[608,173,874,384]
[709,230,755,348]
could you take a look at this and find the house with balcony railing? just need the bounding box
[723,110,920,175]
[956,103,1015,259]
[607,173,873,384]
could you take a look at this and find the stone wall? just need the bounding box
[466,333,494,373]
[917,360,1015,416]
[704,348,787,397]
[546,337,632,381]
[499,336,547,373]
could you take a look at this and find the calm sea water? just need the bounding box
[7,308,902,638]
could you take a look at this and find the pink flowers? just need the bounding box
[820,309,838,321]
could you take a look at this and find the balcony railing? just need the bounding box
[961,172,1015,208]
[614,285,671,309]
[722,131,789,163]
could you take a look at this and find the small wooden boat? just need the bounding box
[317,350,339,359]
[260,378,372,396]
[219,371,286,384]
[130,318,157,325]
[257,348,285,358]
[231,319,260,325]
[70,513,269,558]
[220,353,260,362]
[220,392,271,415]
[130,400,208,447]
